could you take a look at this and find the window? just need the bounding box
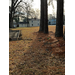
[32,24,33,26]
[38,23,39,26]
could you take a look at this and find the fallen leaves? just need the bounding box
[9,26,65,75]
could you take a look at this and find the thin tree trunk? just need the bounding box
[27,13,28,27]
[55,0,63,37]
[27,7,29,27]
[39,0,44,32]
[44,0,48,34]
[17,15,19,27]
[10,17,13,28]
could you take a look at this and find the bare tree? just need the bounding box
[9,0,23,28]
[21,0,33,26]
[9,0,34,28]
[34,9,40,19]
[28,8,35,18]
[29,8,40,19]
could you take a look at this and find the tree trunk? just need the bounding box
[39,0,44,32]
[27,13,28,27]
[44,0,48,34]
[10,18,13,28]
[55,0,63,37]
[63,30,65,40]
[10,12,13,28]
[9,14,11,28]
[9,0,14,28]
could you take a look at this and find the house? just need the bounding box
[29,19,40,27]
[13,20,17,28]
[18,18,40,27]
[19,22,29,27]
[48,18,56,25]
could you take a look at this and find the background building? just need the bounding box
[29,19,40,27]
[48,14,53,20]
[48,18,56,25]
[18,18,40,27]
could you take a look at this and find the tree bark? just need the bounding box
[44,0,48,34]
[10,16,13,28]
[55,0,63,37]
[9,14,11,28]
[9,0,14,28]
[10,10,13,28]
[63,29,65,40]
[39,0,44,32]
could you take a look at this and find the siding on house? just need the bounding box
[18,19,40,27]
[48,18,65,25]
[48,19,56,25]
[19,22,29,27]
[13,20,17,28]
[19,24,29,27]
[29,19,40,27]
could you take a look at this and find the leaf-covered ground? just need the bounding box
[9,26,65,75]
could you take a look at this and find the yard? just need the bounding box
[9,26,65,75]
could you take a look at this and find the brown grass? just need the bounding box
[9,26,65,75]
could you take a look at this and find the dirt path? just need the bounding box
[9,26,65,75]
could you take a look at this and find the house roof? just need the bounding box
[19,22,29,24]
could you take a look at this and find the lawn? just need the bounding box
[9,26,65,75]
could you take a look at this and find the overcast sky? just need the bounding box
[32,0,57,15]
[9,0,65,16]
[32,0,65,15]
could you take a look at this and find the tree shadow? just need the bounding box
[31,31,65,56]
[10,30,65,75]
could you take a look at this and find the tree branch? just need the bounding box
[14,0,22,9]
[13,0,18,7]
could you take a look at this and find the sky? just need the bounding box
[32,0,65,16]
[32,0,57,15]
[9,0,65,17]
